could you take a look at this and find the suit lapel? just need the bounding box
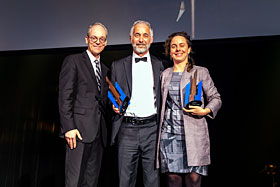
[123,55,161,97]
[100,62,108,96]
[151,55,161,94]
[82,51,99,95]
[83,51,96,81]
[123,55,132,96]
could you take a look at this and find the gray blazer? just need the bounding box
[156,65,222,168]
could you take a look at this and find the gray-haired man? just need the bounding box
[110,20,164,187]
[58,22,109,187]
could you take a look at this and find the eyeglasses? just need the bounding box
[87,36,107,43]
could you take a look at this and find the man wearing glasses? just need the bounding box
[58,22,109,187]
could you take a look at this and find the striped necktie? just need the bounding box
[94,60,101,92]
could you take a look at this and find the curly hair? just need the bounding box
[164,32,194,72]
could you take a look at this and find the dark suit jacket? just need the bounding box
[58,51,109,145]
[110,54,164,145]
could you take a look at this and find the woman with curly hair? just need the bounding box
[156,32,222,187]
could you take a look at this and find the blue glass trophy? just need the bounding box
[184,70,203,109]
[106,77,130,114]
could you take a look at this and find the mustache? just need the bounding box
[136,43,147,46]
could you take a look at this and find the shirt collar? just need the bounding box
[86,50,100,63]
[132,51,150,63]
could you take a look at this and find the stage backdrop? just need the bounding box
[1,0,280,51]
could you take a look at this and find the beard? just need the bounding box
[132,43,150,54]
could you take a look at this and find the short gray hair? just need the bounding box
[129,20,153,38]
[87,22,108,36]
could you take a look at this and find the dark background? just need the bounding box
[0,35,280,187]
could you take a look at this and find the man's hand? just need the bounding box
[112,104,122,115]
[183,106,211,116]
[65,129,83,149]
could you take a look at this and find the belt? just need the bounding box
[123,114,157,125]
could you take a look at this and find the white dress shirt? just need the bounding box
[86,50,101,76]
[125,52,157,117]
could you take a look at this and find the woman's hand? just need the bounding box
[183,106,211,116]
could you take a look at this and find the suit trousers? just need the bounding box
[65,131,103,187]
[117,120,159,187]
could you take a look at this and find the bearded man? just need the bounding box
[110,20,164,187]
